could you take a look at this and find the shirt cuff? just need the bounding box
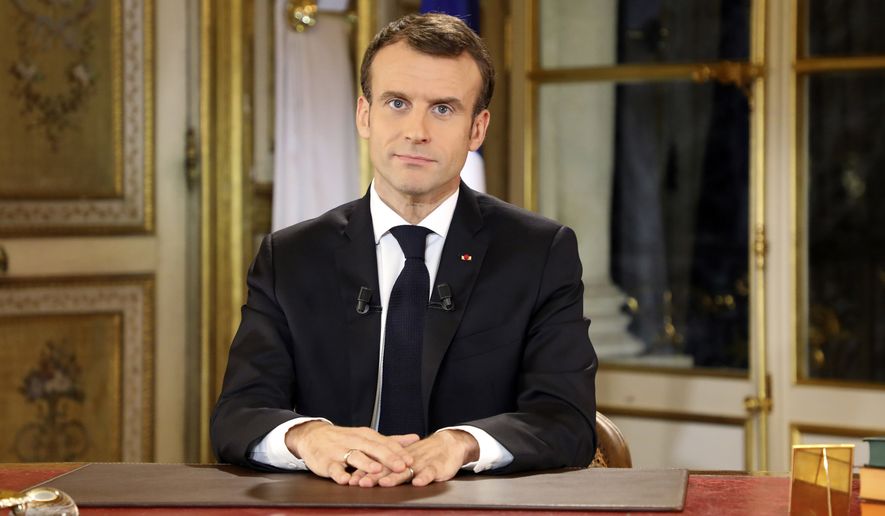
[437,425,514,473]
[248,416,331,470]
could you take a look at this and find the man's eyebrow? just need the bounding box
[378,90,411,102]
[430,97,465,110]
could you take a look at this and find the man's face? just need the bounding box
[356,41,490,205]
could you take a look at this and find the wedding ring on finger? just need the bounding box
[407,467,415,479]
[343,449,356,464]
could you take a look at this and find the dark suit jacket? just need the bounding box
[211,183,598,474]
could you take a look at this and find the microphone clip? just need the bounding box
[355,286,381,315]
[428,283,455,312]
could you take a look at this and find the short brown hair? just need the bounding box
[360,13,495,118]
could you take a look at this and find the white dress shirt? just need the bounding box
[250,182,514,472]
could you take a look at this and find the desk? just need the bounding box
[0,464,863,515]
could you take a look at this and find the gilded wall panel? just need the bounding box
[0,0,153,235]
[0,276,153,461]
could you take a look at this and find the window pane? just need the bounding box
[805,0,885,57]
[537,80,750,371]
[539,0,750,69]
[805,71,885,383]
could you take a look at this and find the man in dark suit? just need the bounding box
[211,13,597,488]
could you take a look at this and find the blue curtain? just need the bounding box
[420,0,480,33]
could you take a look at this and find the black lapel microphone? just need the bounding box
[357,284,454,314]
[429,283,455,312]
[355,286,381,314]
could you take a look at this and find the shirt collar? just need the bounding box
[370,180,459,244]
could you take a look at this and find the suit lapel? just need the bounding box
[421,184,488,423]
[334,193,381,427]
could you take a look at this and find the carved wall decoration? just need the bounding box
[0,0,154,235]
[0,276,154,462]
[9,0,99,150]
[15,340,91,461]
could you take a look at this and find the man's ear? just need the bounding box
[468,109,490,151]
[356,96,371,139]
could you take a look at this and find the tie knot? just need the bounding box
[389,225,432,260]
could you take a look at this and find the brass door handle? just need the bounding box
[0,246,7,274]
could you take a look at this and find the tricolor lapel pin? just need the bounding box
[460,254,472,262]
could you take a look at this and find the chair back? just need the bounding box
[590,412,632,468]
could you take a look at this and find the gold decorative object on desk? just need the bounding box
[285,0,318,32]
[0,490,29,513]
[0,487,78,515]
[789,444,854,516]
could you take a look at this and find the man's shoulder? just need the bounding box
[473,191,566,235]
[269,198,361,250]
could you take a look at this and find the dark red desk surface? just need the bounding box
[0,463,863,515]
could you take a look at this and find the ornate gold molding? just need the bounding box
[795,56,885,74]
[530,61,764,88]
[356,0,374,192]
[600,405,747,427]
[0,275,154,461]
[0,0,154,236]
[753,224,768,270]
[601,362,748,379]
[693,62,764,90]
[524,0,539,212]
[747,0,769,473]
[199,0,253,463]
[601,404,752,470]
[790,0,806,389]
[791,422,885,445]
[794,377,885,392]
[792,1,885,391]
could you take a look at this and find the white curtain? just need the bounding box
[461,150,486,193]
[272,0,359,231]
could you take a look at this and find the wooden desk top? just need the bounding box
[0,463,863,515]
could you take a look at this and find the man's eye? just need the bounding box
[389,99,406,109]
[433,105,452,115]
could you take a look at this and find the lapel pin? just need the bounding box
[460,254,472,262]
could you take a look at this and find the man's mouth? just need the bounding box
[394,153,435,165]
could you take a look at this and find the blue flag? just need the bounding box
[420,0,480,33]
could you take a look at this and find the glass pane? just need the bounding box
[537,80,750,371]
[539,0,750,69]
[805,0,885,57]
[805,71,885,383]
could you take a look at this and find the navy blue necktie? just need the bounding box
[378,225,432,437]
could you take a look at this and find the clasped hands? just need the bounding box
[285,421,479,487]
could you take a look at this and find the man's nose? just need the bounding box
[403,111,430,143]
